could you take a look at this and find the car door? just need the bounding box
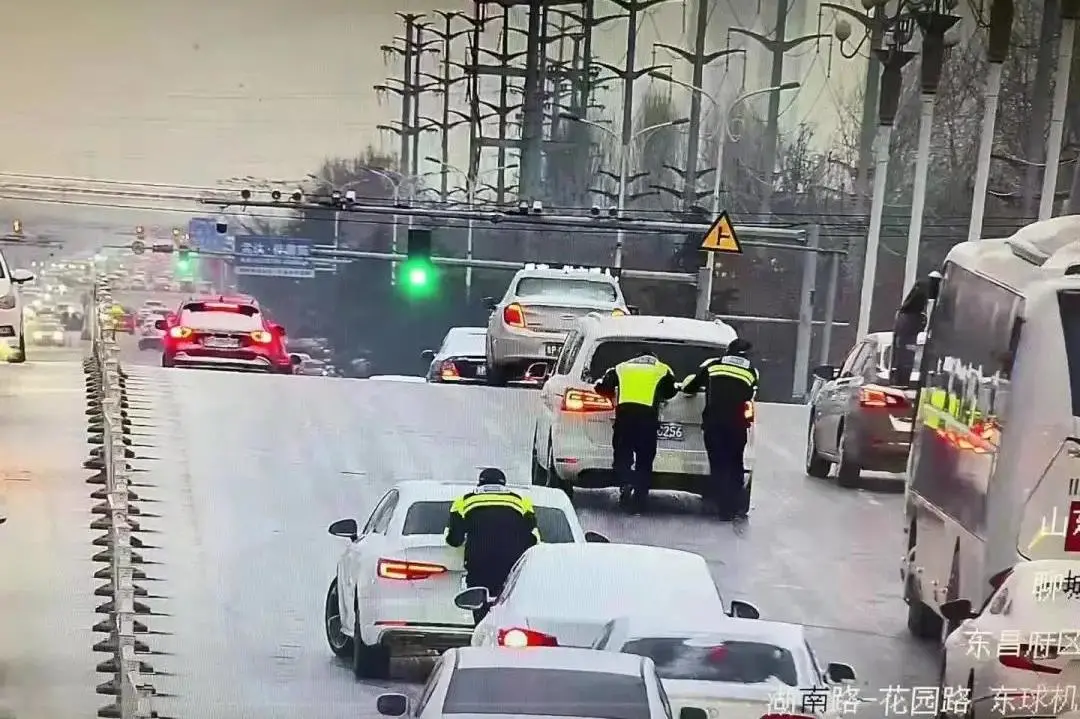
[815,342,873,455]
[342,490,399,628]
[537,330,585,462]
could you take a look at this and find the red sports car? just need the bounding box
[157,296,297,373]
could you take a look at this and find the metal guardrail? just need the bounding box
[84,280,157,719]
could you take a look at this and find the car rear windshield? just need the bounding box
[402,501,574,542]
[621,637,799,685]
[443,667,650,719]
[180,304,260,332]
[443,330,486,357]
[1060,291,1080,417]
[516,277,617,302]
[588,340,725,381]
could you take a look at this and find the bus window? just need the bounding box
[1058,291,1080,418]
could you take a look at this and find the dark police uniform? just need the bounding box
[595,354,678,514]
[683,340,759,520]
[444,469,540,623]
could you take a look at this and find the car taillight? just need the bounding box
[858,386,907,408]
[744,401,755,424]
[440,361,460,381]
[503,303,526,328]
[999,644,1062,674]
[169,326,192,339]
[497,627,558,647]
[376,558,447,581]
[250,330,272,344]
[561,389,614,412]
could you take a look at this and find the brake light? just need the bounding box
[503,303,526,328]
[376,558,447,581]
[169,326,192,339]
[250,330,272,344]
[858,386,907,408]
[497,627,558,647]
[561,389,614,412]
[999,644,1062,674]
[440,361,460,381]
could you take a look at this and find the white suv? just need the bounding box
[531,314,755,501]
[0,251,35,363]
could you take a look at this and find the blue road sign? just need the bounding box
[233,235,315,279]
[188,217,232,253]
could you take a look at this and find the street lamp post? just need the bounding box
[561,115,689,268]
[424,158,519,300]
[648,77,799,318]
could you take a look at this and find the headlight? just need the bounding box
[611,309,626,317]
[0,293,15,310]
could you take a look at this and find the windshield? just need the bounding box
[402,501,574,542]
[1060,292,1080,417]
[36,323,62,332]
[442,667,649,719]
[442,330,486,357]
[588,340,726,381]
[516,277,618,302]
[180,307,261,332]
[621,637,799,685]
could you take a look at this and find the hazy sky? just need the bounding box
[0,0,868,192]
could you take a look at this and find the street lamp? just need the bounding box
[559,114,689,268]
[424,158,519,300]
[646,76,799,318]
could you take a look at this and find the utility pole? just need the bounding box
[1038,0,1080,220]
[823,1,885,215]
[729,0,828,218]
[519,0,548,201]
[374,13,424,176]
[1022,0,1060,218]
[426,12,475,202]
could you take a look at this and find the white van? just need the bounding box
[0,250,35,363]
[902,216,1080,642]
[531,314,753,502]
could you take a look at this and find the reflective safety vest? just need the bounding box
[706,355,757,389]
[614,357,674,407]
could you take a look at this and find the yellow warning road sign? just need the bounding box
[700,211,742,253]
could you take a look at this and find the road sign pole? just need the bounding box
[695,211,742,320]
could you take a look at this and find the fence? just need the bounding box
[84,279,157,718]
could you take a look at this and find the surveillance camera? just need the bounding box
[517,201,529,215]
[240,189,252,201]
[607,207,618,218]
[344,189,357,204]
[270,190,281,202]
[531,200,543,215]
[215,220,228,234]
[291,190,303,203]
[331,190,342,205]
[590,205,601,217]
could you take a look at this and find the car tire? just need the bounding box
[485,362,507,387]
[352,600,390,680]
[325,579,353,658]
[7,334,26,364]
[161,354,175,368]
[835,427,861,489]
[546,438,573,499]
[804,417,830,479]
[530,432,546,486]
[906,598,943,640]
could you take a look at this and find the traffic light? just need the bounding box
[135,225,145,240]
[402,228,436,297]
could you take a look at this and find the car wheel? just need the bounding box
[324,579,353,658]
[546,437,573,499]
[804,416,830,479]
[906,597,943,640]
[485,362,507,387]
[530,430,546,486]
[835,426,861,489]
[8,333,26,364]
[351,599,390,680]
[161,354,175,368]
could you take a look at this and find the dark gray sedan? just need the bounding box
[424,327,488,383]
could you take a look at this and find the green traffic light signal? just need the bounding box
[401,258,437,297]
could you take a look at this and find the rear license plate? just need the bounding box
[476,365,486,376]
[657,422,684,441]
[544,343,563,357]
[204,337,240,348]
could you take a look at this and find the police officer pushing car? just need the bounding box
[594,352,678,514]
[682,338,759,521]
[444,468,541,623]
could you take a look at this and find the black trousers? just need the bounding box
[612,411,659,510]
[703,424,748,517]
[466,572,506,625]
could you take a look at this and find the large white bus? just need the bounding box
[901,215,1080,641]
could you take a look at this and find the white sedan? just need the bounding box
[455,543,760,649]
[374,646,688,719]
[324,479,608,680]
[594,615,856,719]
[940,559,1080,718]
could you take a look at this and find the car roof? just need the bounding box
[613,615,807,646]
[513,266,619,282]
[182,294,258,307]
[391,480,575,509]
[581,315,737,345]
[446,326,486,336]
[453,646,644,674]
[526,542,709,569]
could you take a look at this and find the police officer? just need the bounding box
[594,352,678,514]
[682,338,759,520]
[445,468,540,623]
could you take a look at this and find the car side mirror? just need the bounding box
[376,693,409,717]
[940,598,976,624]
[728,600,760,620]
[811,365,839,381]
[454,586,491,611]
[11,269,34,284]
[584,530,609,543]
[826,662,857,684]
[289,354,303,365]
[679,708,707,719]
[483,297,498,310]
[421,349,435,360]
[328,518,358,540]
[154,319,166,331]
